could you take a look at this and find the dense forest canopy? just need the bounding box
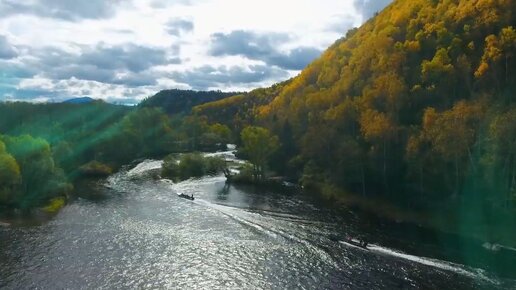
[0,92,234,209]
[194,0,516,213]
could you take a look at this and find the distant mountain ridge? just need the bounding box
[62,97,96,104]
[139,89,241,115]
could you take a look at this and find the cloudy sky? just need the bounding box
[0,0,391,104]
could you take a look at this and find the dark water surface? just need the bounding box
[1,156,515,289]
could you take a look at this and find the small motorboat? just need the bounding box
[341,237,369,250]
[177,193,194,201]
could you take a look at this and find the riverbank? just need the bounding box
[0,177,103,226]
[0,201,64,227]
[229,174,299,193]
[314,183,516,250]
[225,172,516,249]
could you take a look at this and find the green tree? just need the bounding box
[240,126,279,181]
[120,108,174,157]
[1,135,71,208]
[0,141,21,205]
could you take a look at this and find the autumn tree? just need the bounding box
[421,48,456,105]
[421,102,484,195]
[499,26,516,83]
[485,107,516,206]
[360,109,397,192]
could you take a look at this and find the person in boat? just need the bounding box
[191,194,194,199]
[352,236,366,247]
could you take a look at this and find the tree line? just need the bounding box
[0,100,232,209]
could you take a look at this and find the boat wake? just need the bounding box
[483,242,516,253]
[339,239,368,251]
[193,199,341,269]
[340,242,499,284]
[117,158,505,287]
[127,160,163,176]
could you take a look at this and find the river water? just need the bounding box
[1,151,515,289]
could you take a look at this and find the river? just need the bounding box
[1,150,515,289]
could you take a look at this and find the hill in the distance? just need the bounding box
[139,89,241,115]
[62,97,96,104]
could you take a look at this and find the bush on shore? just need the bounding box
[161,153,227,182]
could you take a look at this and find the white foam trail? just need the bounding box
[339,240,368,251]
[203,151,235,158]
[484,242,516,253]
[195,199,340,269]
[195,199,278,239]
[500,245,516,252]
[127,160,163,176]
[483,242,501,252]
[203,150,246,164]
[365,244,497,284]
[168,175,227,190]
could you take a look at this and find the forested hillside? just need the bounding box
[195,0,516,213]
[193,80,291,135]
[0,101,231,209]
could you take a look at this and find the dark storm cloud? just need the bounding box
[1,60,39,79]
[166,19,194,36]
[353,0,392,20]
[0,35,17,59]
[44,64,116,84]
[0,0,127,21]
[209,30,322,70]
[210,30,289,59]
[78,44,170,73]
[267,47,322,70]
[170,64,289,90]
[19,43,176,87]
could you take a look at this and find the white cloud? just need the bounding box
[0,0,391,103]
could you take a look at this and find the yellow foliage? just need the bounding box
[360,109,396,141]
[42,197,66,213]
[475,62,490,78]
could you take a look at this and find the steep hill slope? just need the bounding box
[197,0,516,206]
[193,80,291,132]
